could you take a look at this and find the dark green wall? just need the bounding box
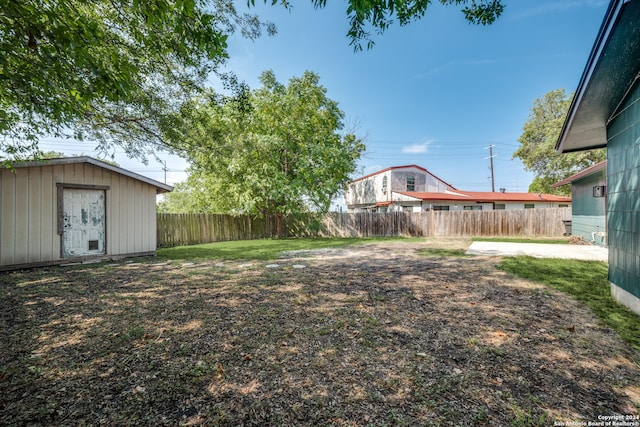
[607,81,640,299]
[571,170,607,246]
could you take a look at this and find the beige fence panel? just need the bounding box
[429,209,570,237]
[318,209,570,238]
[157,213,317,247]
[156,208,571,247]
[157,213,272,247]
[320,212,429,237]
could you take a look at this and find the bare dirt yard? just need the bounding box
[1,239,639,426]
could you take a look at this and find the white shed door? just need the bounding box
[62,189,106,257]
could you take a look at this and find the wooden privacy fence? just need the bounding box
[156,213,320,247]
[157,208,571,247]
[321,208,571,238]
[158,213,272,247]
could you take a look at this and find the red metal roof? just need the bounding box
[394,192,472,201]
[395,190,571,203]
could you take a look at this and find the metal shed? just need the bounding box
[0,157,172,270]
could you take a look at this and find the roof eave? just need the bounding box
[551,160,607,188]
[556,0,640,153]
[10,156,173,193]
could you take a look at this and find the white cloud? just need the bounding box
[402,141,431,154]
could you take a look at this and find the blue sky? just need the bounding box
[40,0,609,199]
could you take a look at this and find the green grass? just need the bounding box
[499,256,640,352]
[472,237,570,244]
[157,237,422,261]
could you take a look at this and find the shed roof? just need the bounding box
[10,156,173,194]
[556,0,640,153]
[394,191,571,203]
[551,160,607,188]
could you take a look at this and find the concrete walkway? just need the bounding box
[465,241,608,262]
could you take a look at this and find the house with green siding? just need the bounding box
[556,0,640,316]
[552,161,607,247]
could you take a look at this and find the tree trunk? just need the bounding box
[275,213,283,238]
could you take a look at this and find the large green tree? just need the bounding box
[1,0,274,160]
[513,89,606,196]
[2,0,503,161]
[163,70,365,232]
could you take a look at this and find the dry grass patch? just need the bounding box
[1,239,638,426]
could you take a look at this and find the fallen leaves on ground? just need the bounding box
[1,239,638,426]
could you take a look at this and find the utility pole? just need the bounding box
[484,145,496,192]
[161,160,168,184]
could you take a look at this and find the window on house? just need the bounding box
[524,204,535,209]
[402,206,413,212]
[406,175,415,191]
[464,206,482,211]
[559,204,568,208]
[432,205,449,211]
[494,204,506,210]
[382,176,388,193]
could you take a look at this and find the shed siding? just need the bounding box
[1,169,16,265]
[606,81,640,305]
[0,162,160,268]
[126,175,136,253]
[14,170,29,264]
[108,171,119,255]
[114,172,127,255]
[41,166,56,261]
[28,167,43,262]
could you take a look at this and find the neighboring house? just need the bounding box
[0,156,172,270]
[345,165,456,211]
[345,165,571,212]
[555,0,640,315]
[552,161,607,247]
